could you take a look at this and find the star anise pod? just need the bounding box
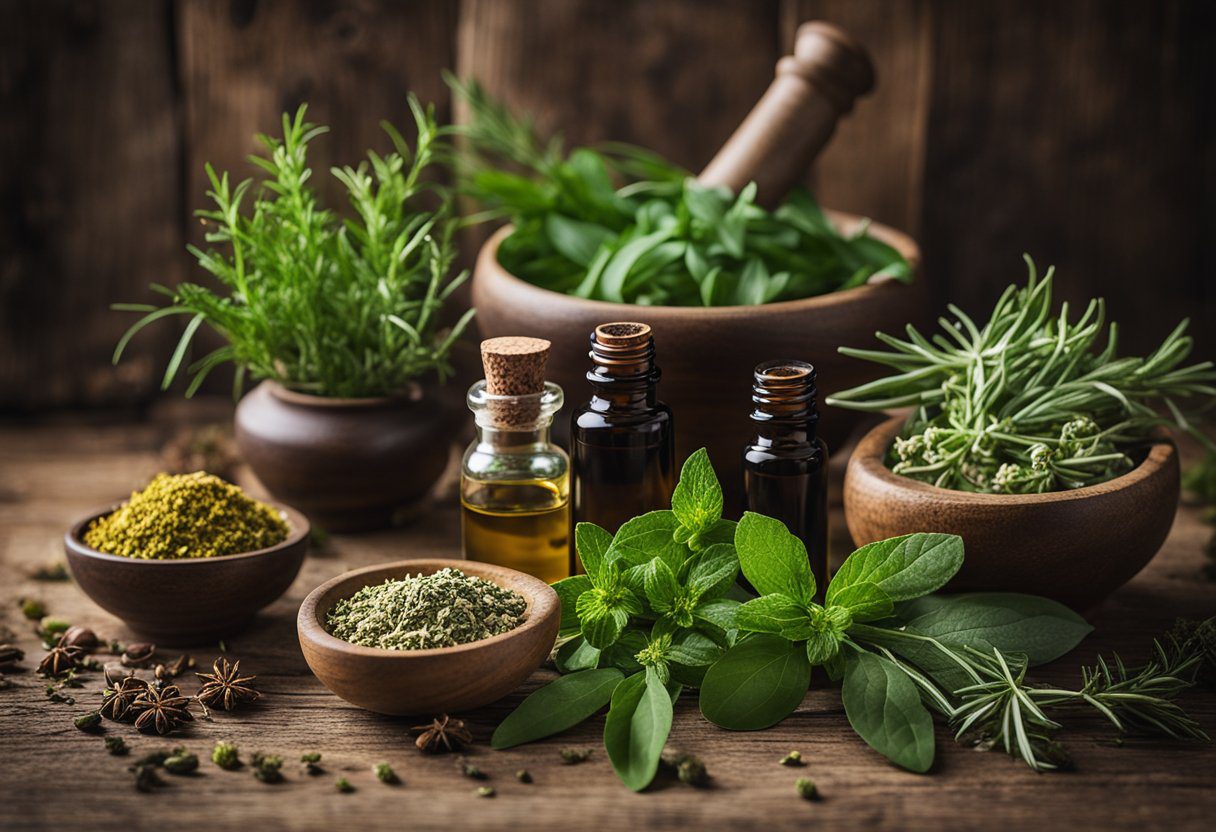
[37,644,83,677]
[412,714,473,753]
[195,658,260,711]
[100,675,150,721]
[129,684,194,735]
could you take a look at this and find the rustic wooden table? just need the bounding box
[2,404,1214,832]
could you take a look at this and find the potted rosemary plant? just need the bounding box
[115,101,474,531]
[828,258,1216,608]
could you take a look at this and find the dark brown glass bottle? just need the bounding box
[742,360,829,596]
[571,323,675,549]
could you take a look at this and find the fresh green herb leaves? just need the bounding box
[826,533,963,606]
[449,77,911,308]
[699,635,811,730]
[841,652,935,773]
[828,258,1216,492]
[898,593,1092,665]
[604,668,676,791]
[736,512,816,602]
[491,669,624,749]
[495,450,1204,787]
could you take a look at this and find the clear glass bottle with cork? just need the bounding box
[742,360,828,595]
[461,336,571,583]
[571,322,675,542]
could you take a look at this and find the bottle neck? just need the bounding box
[586,323,660,412]
[475,421,554,453]
[749,360,819,446]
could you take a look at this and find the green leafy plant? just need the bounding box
[114,100,474,398]
[491,449,1209,788]
[448,76,910,307]
[826,257,1216,492]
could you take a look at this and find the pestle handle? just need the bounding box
[697,21,875,208]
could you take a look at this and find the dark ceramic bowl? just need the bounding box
[843,416,1180,610]
[298,559,560,716]
[235,381,457,533]
[64,502,309,644]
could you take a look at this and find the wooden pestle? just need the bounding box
[697,21,875,209]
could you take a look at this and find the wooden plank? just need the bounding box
[456,0,780,173]
[0,0,181,410]
[919,0,1215,354]
[1,409,1214,830]
[177,0,457,232]
[782,0,933,237]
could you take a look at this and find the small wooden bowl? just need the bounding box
[64,502,309,644]
[844,416,1180,610]
[297,559,560,716]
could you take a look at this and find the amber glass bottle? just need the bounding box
[571,323,675,545]
[742,360,828,596]
[461,337,570,584]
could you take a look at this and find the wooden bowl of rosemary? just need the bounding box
[844,415,1180,610]
[297,559,560,716]
[64,499,310,645]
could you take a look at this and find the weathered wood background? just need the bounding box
[2,0,1213,410]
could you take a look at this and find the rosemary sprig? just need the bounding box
[858,619,1212,772]
[827,257,1216,492]
[115,99,474,399]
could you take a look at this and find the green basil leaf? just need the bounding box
[544,214,614,268]
[900,593,1092,666]
[827,581,895,622]
[577,590,631,649]
[643,557,680,611]
[698,518,737,547]
[599,228,675,303]
[805,630,842,665]
[555,636,601,673]
[671,448,724,538]
[574,522,614,585]
[841,651,935,773]
[601,628,647,674]
[491,668,625,749]
[827,533,964,606]
[699,634,811,730]
[604,668,675,791]
[552,575,593,636]
[734,512,816,603]
[694,598,741,632]
[685,543,739,601]
[667,629,723,667]
[609,510,685,571]
[734,594,814,640]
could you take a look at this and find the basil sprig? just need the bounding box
[494,449,1205,785]
[493,450,739,790]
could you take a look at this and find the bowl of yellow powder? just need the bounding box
[65,472,309,644]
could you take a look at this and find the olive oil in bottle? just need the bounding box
[461,337,571,583]
[742,360,828,596]
[571,323,675,544]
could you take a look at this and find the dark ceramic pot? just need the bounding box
[235,382,456,532]
[473,211,923,507]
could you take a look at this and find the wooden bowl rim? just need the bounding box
[476,206,920,315]
[297,558,560,659]
[262,380,425,409]
[64,501,310,566]
[851,415,1177,505]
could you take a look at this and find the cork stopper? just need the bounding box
[594,322,651,348]
[480,336,551,426]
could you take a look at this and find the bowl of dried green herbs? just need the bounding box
[297,559,559,715]
[832,258,1214,609]
[65,472,310,643]
[453,77,922,499]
